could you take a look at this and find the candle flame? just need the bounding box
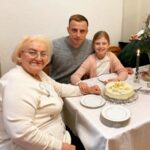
[137,49,140,56]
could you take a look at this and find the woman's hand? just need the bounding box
[79,82,101,95]
[88,85,101,95]
[130,34,138,41]
[78,82,90,94]
[62,143,76,150]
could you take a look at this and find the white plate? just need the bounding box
[101,105,130,122]
[100,105,131,127]
[80,95,106,108]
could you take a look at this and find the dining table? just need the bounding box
[63,65,150,150]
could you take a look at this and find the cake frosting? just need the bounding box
[104,81,135,100]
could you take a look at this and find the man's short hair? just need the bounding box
[69,14,88,26]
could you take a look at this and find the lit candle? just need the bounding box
[137,49,140,56]
[135,49,140,78]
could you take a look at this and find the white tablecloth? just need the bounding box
[63,66,150,150]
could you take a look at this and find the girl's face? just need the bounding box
[94,37,109,59]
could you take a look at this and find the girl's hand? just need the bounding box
[105,78,120,84]
[126,67,134,74]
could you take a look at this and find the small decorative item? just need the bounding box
[134,49,140,83]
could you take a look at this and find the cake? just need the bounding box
[104,81,135,100]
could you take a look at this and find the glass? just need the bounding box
[23,48,48,58]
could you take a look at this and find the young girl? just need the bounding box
[71,31,128,92]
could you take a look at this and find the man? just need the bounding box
[50,14,93,83]
[44,14,94,150]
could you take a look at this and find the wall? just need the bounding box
[139,0,150,28]
[0,0,123,75]
[121,0,140,42]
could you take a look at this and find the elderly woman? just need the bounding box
[0,35,100,150]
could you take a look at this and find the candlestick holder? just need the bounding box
[134,70,140,83]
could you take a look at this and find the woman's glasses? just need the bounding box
[23,48,48,58]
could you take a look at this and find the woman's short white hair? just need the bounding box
[11,35,53,65]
